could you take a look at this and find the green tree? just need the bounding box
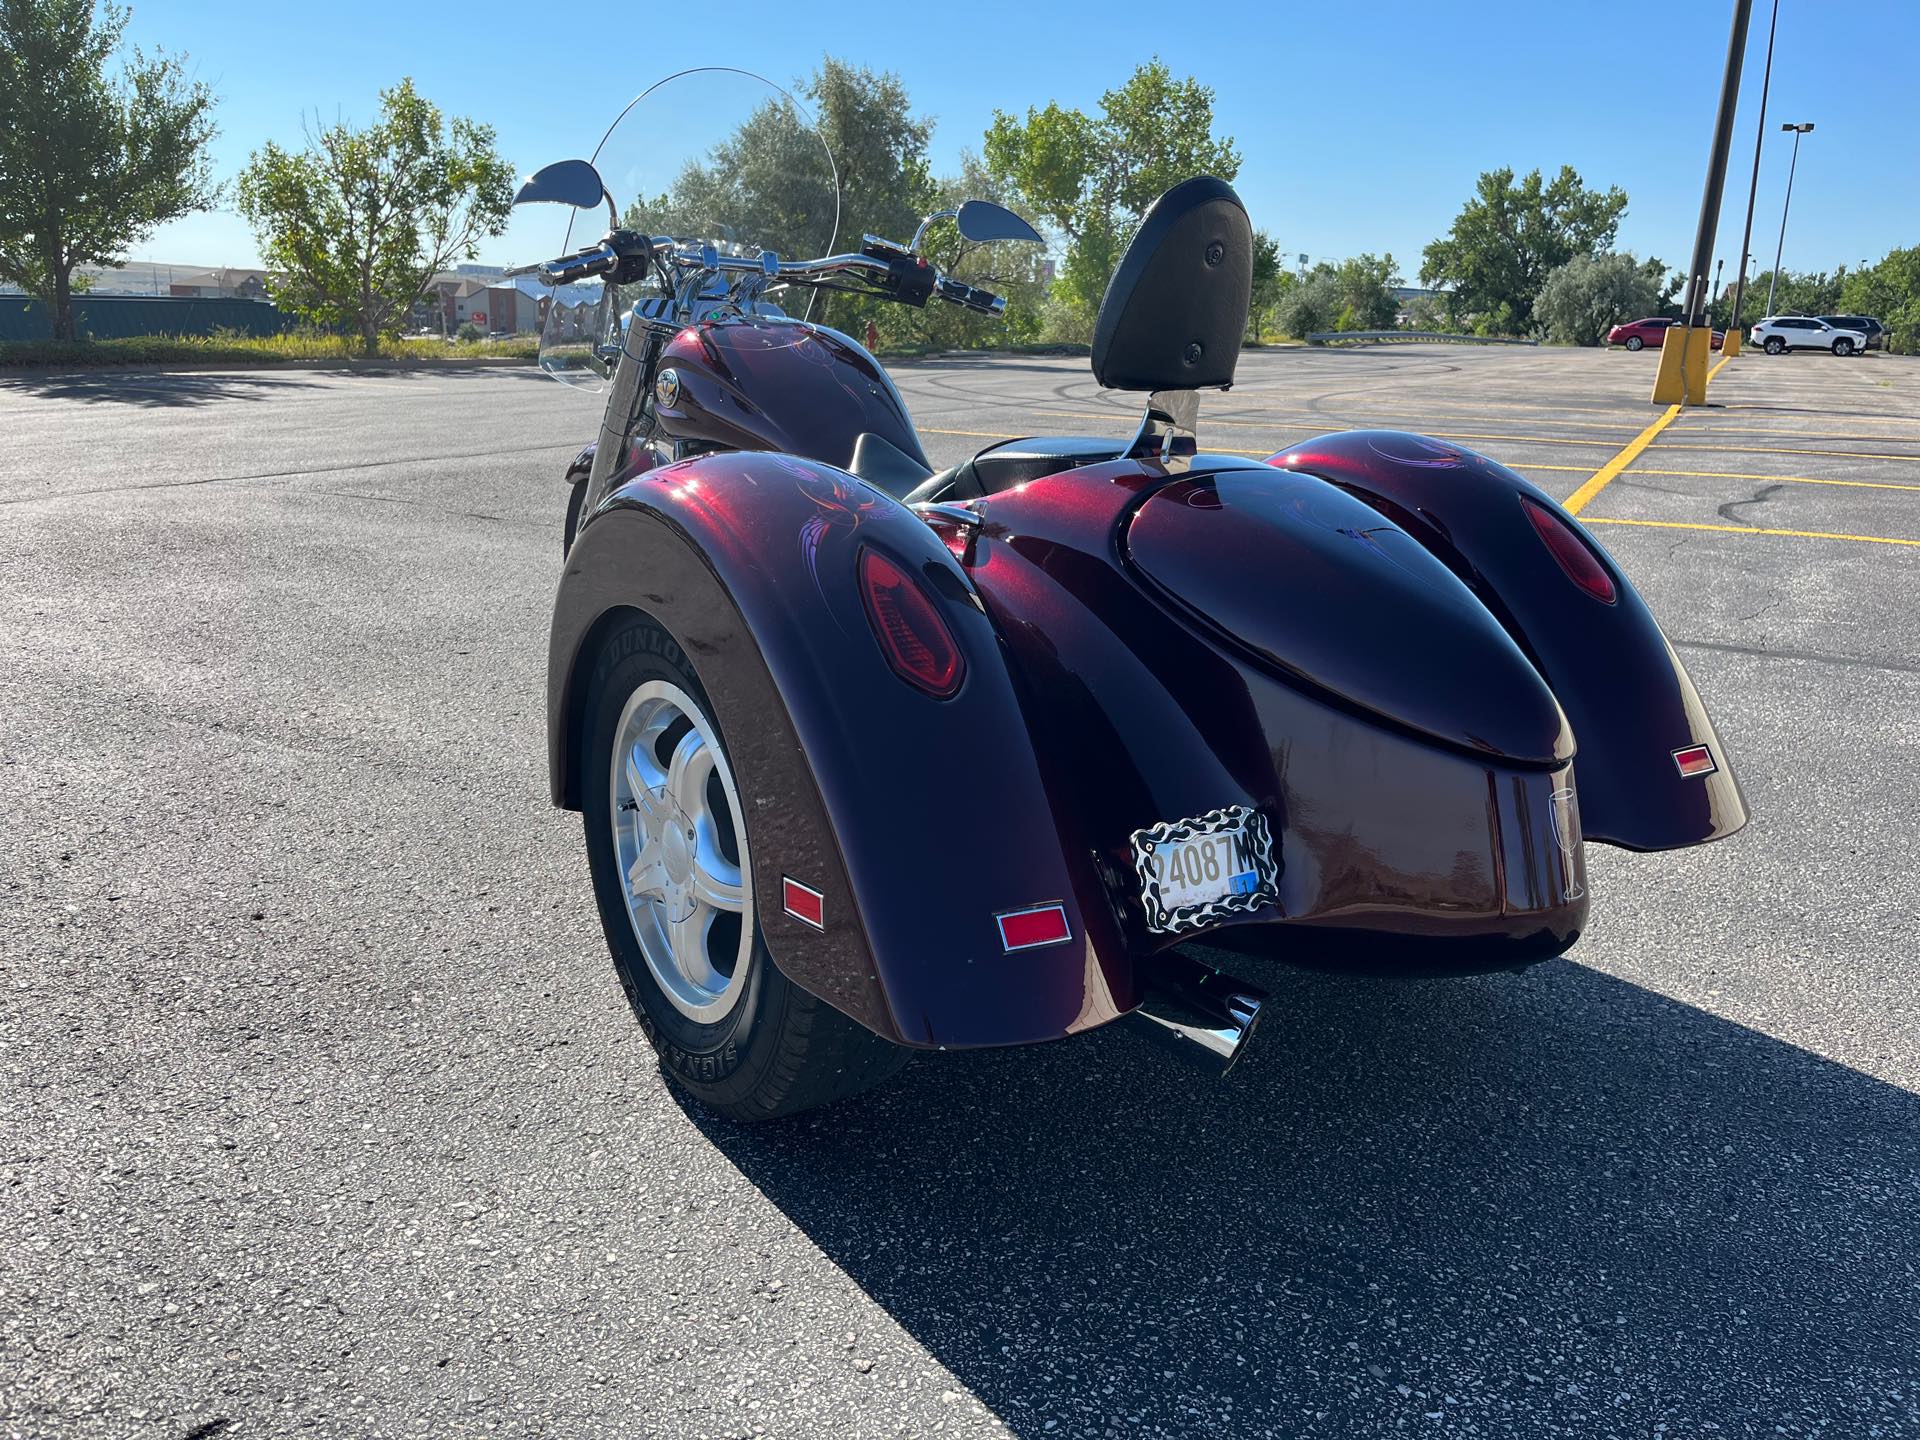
[237,79,513,355]
[1420,166,1629,334]
[1274,254,1401,338]
[1275,269,1337,340]
[873,153,1050,350]
[633,92,840,258]
[1535,251,1669,345]
[1748,267,1846,319]
[0,0,218,341]
[635,60,933,339]
[1839,246,1920,353]
[1247,230,1282,342]
[984,60,1241,338]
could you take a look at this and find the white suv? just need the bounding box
[1750,315,1864,356]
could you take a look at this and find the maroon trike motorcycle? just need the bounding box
[511,71,1747,1120]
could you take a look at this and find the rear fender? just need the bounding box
[548,451,1133,1047]
[1269,431,1747,850]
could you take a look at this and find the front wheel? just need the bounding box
[579,614,908,1120]
[1833,337,1855,357]
[1764,336,1786,355]
[1624,336,1644,352]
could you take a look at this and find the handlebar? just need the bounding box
[511,228,1007,318]
[542,243,620,286]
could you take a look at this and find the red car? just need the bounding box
[1608,317,1724,351]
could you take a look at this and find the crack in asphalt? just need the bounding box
[1672,636,1920,676]
[1716,482,1785,525]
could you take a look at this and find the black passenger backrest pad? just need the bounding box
[1090,176,1253,393]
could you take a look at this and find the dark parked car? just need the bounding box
[1607,317,1724,351]
[1819,315,1887,350]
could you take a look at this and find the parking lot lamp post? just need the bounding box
[1728,0,1779,342]
[1654,0,1752,406]
[1765,122,1815,316]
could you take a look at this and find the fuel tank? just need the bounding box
[652,316,928,473]
[1126,469,1573,767]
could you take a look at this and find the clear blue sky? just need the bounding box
[126,0,1917,285]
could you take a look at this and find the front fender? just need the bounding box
[548,452,1133,1047]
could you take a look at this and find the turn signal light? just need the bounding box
[1521,496,1617,605]
[858,548,964,698]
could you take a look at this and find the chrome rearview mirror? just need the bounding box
[512,159,615,225]
[956,199,1043,245]
[909,200,1045,253]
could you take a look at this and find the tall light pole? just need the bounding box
[1654,0,1752,408]
[1728,0,1780,340]
[1766,122,1815,316]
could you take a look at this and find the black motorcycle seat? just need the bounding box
[847,431,935,499]
[903,435,1125,505]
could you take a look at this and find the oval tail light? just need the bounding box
[1520,496,1617,605]
[858,548,965,697]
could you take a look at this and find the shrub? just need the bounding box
[1535,252,1666,345]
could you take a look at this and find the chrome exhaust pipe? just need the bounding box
[1123,951,1267,1075]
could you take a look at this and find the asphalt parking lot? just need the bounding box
[3,343,1917,1439]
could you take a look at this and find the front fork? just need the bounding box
[577,323,663,530]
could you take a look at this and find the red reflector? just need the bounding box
[996,903,1072,953]
[782,877,825,930]
[1672,744,1717,777]
[1521,496,1617,604]
[858,547,965,697]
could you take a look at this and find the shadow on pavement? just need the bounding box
[0,370,328,408]
[697,958,1918,1437]
[0,365,553,408]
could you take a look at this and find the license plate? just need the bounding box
[1130,805,1280,935]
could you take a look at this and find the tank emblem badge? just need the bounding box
[655,368,681,408]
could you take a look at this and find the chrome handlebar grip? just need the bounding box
[538,243,619,286]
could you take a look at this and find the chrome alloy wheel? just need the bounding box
[608,680,753,1024]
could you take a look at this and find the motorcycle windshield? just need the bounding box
[524,67,842,388]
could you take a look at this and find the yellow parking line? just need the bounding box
[1024,408,1644,439]
[1563,405,1683,515]
[1652,442,1920,462]
[1707,354,1734,381]
[919,427,1918,500]
[1627,466,1920,493]
[920,426,1275,458]
[1682,423,1920,440]
[1580,517,1920,548]
[920,426,1022,441]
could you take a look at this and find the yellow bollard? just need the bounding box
[1722,328,1742,357]
[1651,326,1714,405]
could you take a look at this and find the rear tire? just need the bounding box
[579,613,908,1121]
[1764,336,1785,355]
[1834,337,1855,357]
[1624,336,1644,352]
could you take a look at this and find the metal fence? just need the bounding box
[1305,330,1539,347]
[0,294,290,342]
